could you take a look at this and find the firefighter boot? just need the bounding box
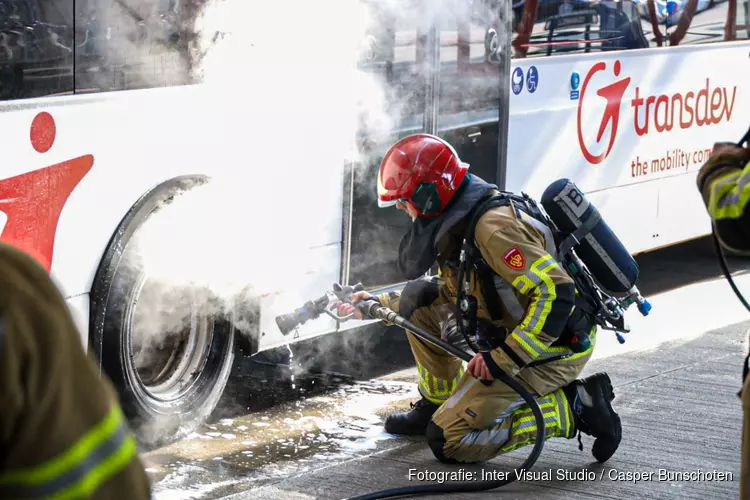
[384,397,440,435]
[564,372,621,463]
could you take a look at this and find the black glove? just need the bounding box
[437,304,469,350]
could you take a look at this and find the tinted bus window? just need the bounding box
[0,0,74,100]
[512,0,650,56]
[732,0,749,39]
[347,2,428,288]
[511,0,737,56]
[437,0,505,187]
[644,0,736,45]
[74,0,194,94]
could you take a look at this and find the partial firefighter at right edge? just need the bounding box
[695,137,750,500]
[283,133,652,467]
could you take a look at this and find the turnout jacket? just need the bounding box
[376,174,578,378]
[696,143,750,388]
[0,243,152,499]
[696,143,750,254]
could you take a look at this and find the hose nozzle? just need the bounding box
[274,282,365,335]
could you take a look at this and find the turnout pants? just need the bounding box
[741,373,750,499]
[403,284,593,463]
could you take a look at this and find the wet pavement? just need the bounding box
[142,376,419,499]
[141,235,750,499]
[230,321,746,500]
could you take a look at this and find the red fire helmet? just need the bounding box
[377,133,468,217]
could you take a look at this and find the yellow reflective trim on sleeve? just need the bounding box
[709,162,750,220]
[0,405,125,485]
[508,255,565,360]
[49,435,138,500]
[509,331,539,358]
[529,261,558,337]
[511,275,534,294]
[0,404,139,499]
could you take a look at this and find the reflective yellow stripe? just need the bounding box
[510,332,538,358]
[508,255,598,362]
[510,256,565,360]
[0,405,138,499]
[50,436,137,500]
[709,161,750,220]
[417,363,464,403]
[502,389,570,452]
[527,260,558,336]
[513,275,534,294]
[558,387,572,438]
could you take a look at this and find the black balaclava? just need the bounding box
[397,173,498,280]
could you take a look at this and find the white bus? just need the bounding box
[0,0,747,445]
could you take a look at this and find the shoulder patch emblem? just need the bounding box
[502,246,526,270]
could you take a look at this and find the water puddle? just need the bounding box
[143,378,419,499]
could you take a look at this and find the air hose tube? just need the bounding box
[343,300,545,500]
[716,127,750,317]
[714,230,750,314]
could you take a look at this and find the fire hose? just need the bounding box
[275,283,545,499]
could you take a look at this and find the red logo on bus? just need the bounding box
[0,112,94,272]
[576,60,631,165]
[577,60,737,165]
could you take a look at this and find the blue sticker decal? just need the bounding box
[526,66,538,93]
[570,71,580,91]
[569,71,580,100]
[512,67,524,95]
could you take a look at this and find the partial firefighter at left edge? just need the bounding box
[0,242,152,499]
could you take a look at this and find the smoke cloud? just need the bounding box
[127,0,398,317]
[96,0,510,440]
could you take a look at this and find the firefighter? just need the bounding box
[338,133,622,464]
[695,141,750,499]
[0,242,152,499]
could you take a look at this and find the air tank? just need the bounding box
[540,178,639,295]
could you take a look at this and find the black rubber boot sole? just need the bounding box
[384,416,431,435]
[581,373,621,463]
[383,401,439,436]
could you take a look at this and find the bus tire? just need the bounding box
[89,175,235,448]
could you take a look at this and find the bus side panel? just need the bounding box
[0,87,345,344]
[66,295,90,348]
[587,183,660,255]
[656,173,713,247]
[255,243,342,352]
[505,42,750,253]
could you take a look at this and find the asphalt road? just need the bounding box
[140,234,750,499]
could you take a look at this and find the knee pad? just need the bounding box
[400,276,440,321]
[426,421,460,464]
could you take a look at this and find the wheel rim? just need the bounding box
[125,274,214,403]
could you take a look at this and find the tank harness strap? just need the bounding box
[572,294,596,316]
[456,193,515,348]
[465,247,504,322]
[558,208,602,258]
